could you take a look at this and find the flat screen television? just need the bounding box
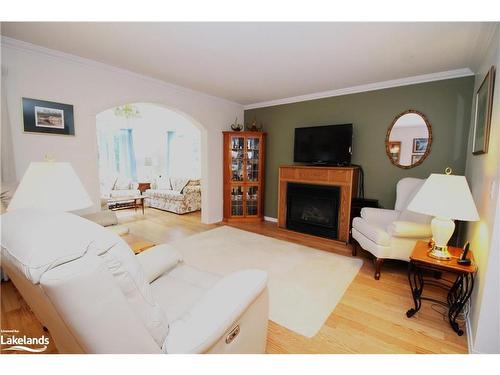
[294,124,353,165]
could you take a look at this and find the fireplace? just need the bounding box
[286,183,340,240]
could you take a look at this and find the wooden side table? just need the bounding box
[406,241,477,336]
[138,182,151,194]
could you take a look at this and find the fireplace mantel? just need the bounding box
[278,165,359,243]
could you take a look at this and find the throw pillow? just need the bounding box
[98,239,170,347]
[170,178,190,193]
[114,177,132,190]
[156,176,171,190]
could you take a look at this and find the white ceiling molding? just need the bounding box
[0,36,242,108]
[243,68,474,110]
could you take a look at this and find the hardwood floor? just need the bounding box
[0,208,468,354]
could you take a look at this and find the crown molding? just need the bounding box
[243,68,475,110]
[0,36,477,110]
[0,36,242,108]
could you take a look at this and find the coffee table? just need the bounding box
[108,196,146,214]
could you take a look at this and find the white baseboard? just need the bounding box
[466,315,480,354]
[264,216,278,223]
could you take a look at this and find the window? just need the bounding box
[97,128,137,181]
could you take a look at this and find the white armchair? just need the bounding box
[351,177,432,280]
[0,209,269,353]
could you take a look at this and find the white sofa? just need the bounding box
[351,177,432,280]
[100,175,141,199]
[0,209,269,353]
[144,177,201,214]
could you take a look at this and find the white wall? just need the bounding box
[1,37,243,223]
[464,26,500,353]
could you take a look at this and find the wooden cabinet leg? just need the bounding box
[374,258,384,280]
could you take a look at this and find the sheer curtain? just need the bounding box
[98,128,137,183]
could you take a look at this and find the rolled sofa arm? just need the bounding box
[136,244,183,283]
[387,221,432,238]
[182,186,201,195]
[164,269,268,354]
[360,207,400,223]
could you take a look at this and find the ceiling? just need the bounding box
[1,22,497,105]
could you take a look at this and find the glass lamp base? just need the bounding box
[427,245,452,260]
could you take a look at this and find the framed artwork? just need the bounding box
[412,138,428,153]
[411,154,423,164]
[22,98,75,136]
[473,66,496,155]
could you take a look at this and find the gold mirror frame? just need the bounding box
[385,109,433,169]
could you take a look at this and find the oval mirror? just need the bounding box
[386,110,432,168]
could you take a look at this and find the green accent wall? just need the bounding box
[244,77,475,218]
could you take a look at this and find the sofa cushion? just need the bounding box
[109,189,141,198]
[352,216,391,246]
[398,209,432,224]
[146,189,184,201]
[151,264,219,323]
[170,178,190,193]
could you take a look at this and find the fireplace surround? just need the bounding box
[278,165,359,243]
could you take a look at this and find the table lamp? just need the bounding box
[407,169,479,260]
[7,161,93,212]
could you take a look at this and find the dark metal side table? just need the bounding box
[406,240,477,336]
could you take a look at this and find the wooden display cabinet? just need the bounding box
[223,131,266,222]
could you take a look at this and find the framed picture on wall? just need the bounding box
[411,154,423,164]
[22,98,75,136]
[472,66,496,155]
[412,138,428,153]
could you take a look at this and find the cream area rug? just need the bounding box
[168,226,363,338]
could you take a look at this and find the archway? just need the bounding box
[95,102,206,221]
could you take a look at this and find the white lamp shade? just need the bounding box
[407,173,479,221]
[7,162,93,212]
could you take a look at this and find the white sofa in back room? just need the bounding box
[100,175,141,200]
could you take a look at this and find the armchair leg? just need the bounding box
[374,258,384,280]
[351,240,358,256]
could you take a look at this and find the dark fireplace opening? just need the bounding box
[286,183,340,240]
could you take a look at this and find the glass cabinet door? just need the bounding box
[246,137,260,182]
[245,186,259,216]
[230,185,244,216]
[230,136,245,182]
